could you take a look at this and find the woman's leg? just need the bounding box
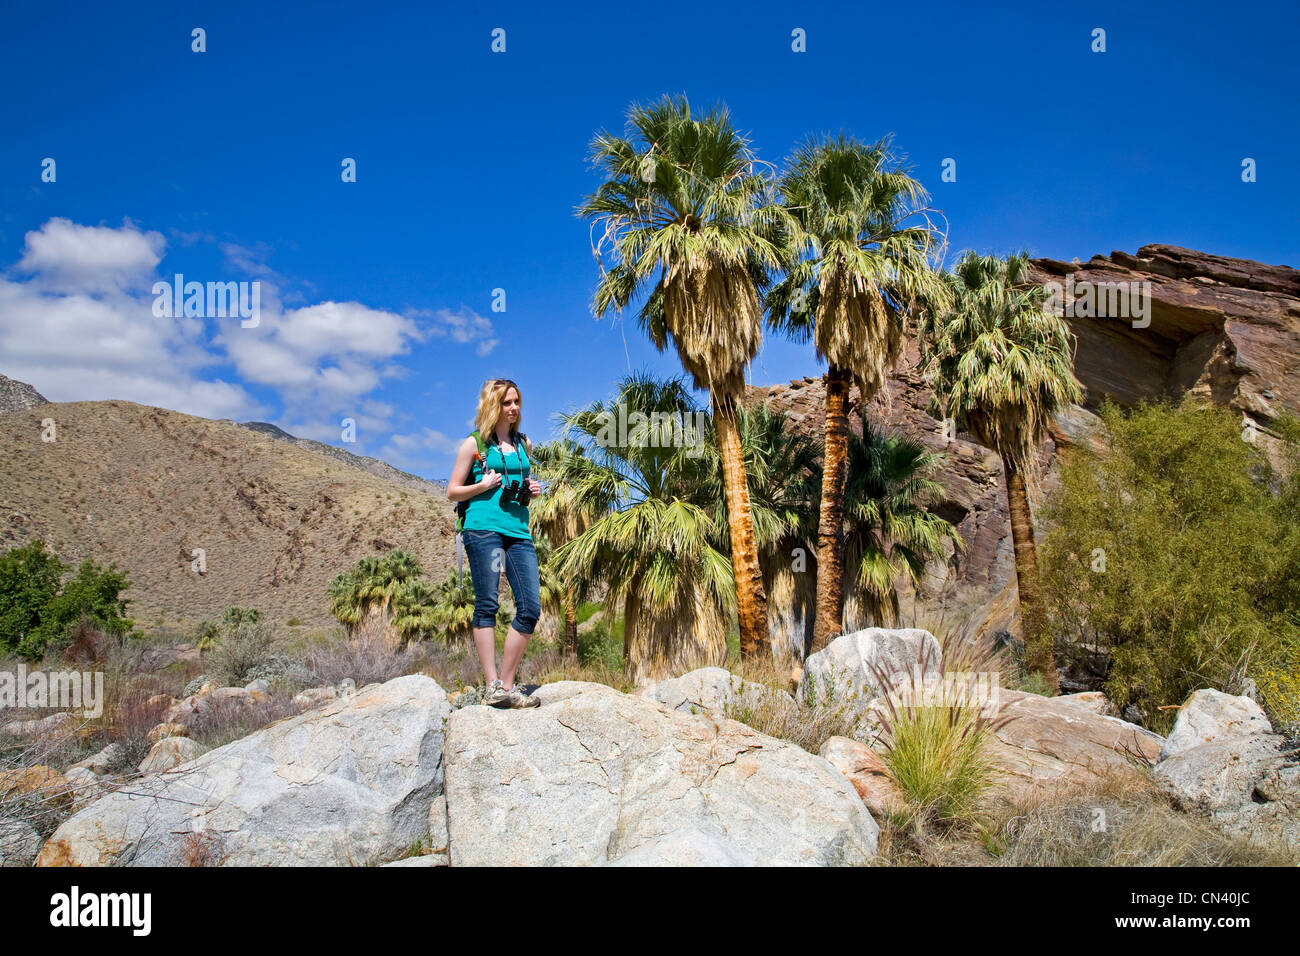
[498,536,541,690]
[473,626,498,685]
[462,531,504,684]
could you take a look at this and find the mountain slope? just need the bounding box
[0,399,459,631]
[0,373,49,413]
[235,421,447,494]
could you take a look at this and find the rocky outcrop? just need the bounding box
[69,743,122,776]
[819,736,905,819]
[980,690,1164,800]
[1159,689,1273,760]
[137,736,207,774]
[797,628,942,708]
[442,682,879,866]
[1028,245,1300,432]
[639,666,794,718]
[37,675,449,867]
[1,712,78,739]
[0,373,48,414]
[1155,734,1300,852]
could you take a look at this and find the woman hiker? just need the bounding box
[447,378,543,708]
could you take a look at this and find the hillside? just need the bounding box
[234,421,447,495]
[0,399,459,631]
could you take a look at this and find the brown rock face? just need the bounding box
[1029,244,1300,430]
[745,245,1298,652]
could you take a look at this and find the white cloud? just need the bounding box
[0,222,261,420]
[0,218,465,463]
[217,301,424,417]
[422,306,498,354]
[377,427,463,474]
[14,217,165,293]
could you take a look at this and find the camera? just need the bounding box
[499,480,533,507]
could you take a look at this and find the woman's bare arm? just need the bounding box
[447,436,501,503]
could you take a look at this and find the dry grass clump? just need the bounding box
[984,774,1296,867]
[719,650,870,754]
[876,772,1297,867]
[175,828,228,867]
[525,640,637,695]
[865,632,1009,831]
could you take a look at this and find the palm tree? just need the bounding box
[530,535,567,645]
[428,570,476,644]
[840,426,962,630]
[530,438,600,659]
[703,401,822,661]
[390,578,439,645]
[767,133,950,655]
[550,373,734,685]
[327,549,426,647]
[918,251,1082,690]
[580,94,782,662]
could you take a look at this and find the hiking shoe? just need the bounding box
[483,679,511,708]
[506,683,540,708]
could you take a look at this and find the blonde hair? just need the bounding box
[474,378,523,443]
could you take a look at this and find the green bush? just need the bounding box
[1040,400,1300,733]
[576,615,625,672]
[0,540,134,658]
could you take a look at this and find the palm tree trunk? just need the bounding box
[811,364,851,656]
[564,585,578,661]
[1004,456,1057,692]
[712,390,770,661]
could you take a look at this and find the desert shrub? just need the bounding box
[206,620,276,687]
[1257,642,1300,739]
[296,637,428,689]
[1040,400,1300,733]
[0,541,135,658]
[108,691,175,769]
[0,541,63,652]
[576,615,624,673]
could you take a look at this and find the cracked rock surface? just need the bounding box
[443,681,878,866]
[37,675,449,866]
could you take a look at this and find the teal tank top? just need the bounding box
[462,438,532,538]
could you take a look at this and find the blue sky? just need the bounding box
[2,0,1296,482]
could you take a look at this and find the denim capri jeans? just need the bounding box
[460,529,542,634]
